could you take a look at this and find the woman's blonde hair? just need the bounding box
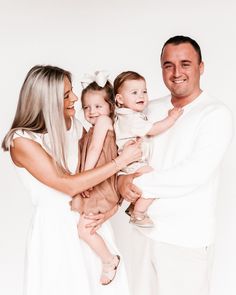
[2,65,73,173]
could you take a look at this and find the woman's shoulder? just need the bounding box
[12,130,43,144]
[10,130,46,167]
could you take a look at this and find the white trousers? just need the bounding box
[128,229,214,295]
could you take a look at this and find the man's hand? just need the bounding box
[117,174,142,202]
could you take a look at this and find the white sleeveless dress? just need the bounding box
[13,119,130,295]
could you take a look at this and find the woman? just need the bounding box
[2,65,141,295]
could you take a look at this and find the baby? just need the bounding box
[114,71,183,227]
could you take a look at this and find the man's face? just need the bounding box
[161,43,204,104]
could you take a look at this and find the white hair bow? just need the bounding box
[80,70,110,88]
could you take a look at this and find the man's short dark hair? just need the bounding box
[161,35,202,64]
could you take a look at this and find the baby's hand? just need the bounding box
[168,107,183,121]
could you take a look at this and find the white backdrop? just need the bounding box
[0,1,235,294]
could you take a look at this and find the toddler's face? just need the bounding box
[116,79,148,112]
[82,90,111,125]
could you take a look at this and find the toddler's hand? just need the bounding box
[84,205,118,234]
[81,187,93,198]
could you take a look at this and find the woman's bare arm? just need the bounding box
[11,136,141,196]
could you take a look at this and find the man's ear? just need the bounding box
[200,61,204,75]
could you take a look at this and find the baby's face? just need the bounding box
[116,79,148,112]
[82,90,111,125]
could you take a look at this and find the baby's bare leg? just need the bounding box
[133,165,155,213]
[134,197,154,213]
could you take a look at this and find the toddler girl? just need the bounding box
[71,72,131,285]
[114,71,183,227]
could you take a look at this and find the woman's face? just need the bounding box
[64,77,78,128]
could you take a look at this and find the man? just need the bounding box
[118,36,233,295]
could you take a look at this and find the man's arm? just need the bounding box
[134,105,234,198]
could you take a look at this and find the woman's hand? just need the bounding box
[116,138,142,168]
[84,205,118,234]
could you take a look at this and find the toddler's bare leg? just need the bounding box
[77,214,119,285]
[78,214,113,262]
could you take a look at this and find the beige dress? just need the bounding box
[76,127,120,214]
[114,107,153,174]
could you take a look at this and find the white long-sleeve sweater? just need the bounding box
[133,91,233,247]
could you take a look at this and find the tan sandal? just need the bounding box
[130,211,154,228]
[100,255,120,285]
